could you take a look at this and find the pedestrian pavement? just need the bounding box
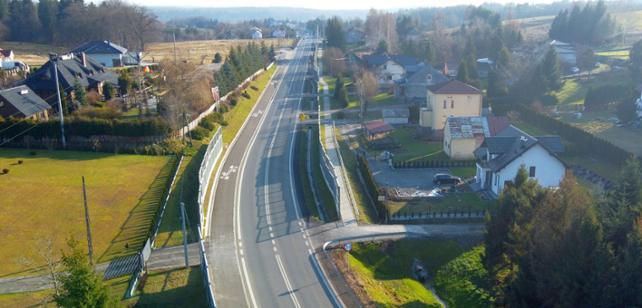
[0,243,200,294]
[319,77,358,226]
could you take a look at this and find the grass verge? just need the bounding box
[386,192,495,217]
[433,246,493,307]
[342,239,474,307]
[0,149,172,277]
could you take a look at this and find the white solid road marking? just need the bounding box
[233,40,305,308]
[275,254,302,308]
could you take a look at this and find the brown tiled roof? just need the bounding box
[364,120,394,135]
[428,79,481,95]
[487,116,510,136]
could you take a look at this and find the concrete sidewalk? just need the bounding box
[0,243,201,294]
[319,77,357,225]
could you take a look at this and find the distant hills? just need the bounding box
[149,7,369,22]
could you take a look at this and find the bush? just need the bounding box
[584,84,632,110]
[251,85,259,91]
[17,160,23,164]
[241,91,251,99]
[198,118,216,131]
[538,94,559,106]
[205,112,228,126]
[2,168,8,174]
[191,126,209,140]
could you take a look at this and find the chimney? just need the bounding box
[81,52,87,67]
[520,136,528,148]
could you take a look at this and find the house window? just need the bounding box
[529,166,536,177]
[451,100,454,108]
[443,100,447,109]
[495,174,499,186]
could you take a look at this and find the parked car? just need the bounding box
[433,173,461,186]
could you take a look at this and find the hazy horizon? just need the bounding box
[120,0,561,10]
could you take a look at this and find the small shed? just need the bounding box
[364,119,394,140]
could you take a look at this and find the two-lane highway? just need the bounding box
[207,39,337,307]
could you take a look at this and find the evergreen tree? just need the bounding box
[73,79,86,106]
[325,16,345,50]
[456,59,469,84]
[375,40,388,55]
[541,47,561,91]
[54,238,112,308]
[213,52,222,63]
[37,0,57,42]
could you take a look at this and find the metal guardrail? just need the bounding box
[198,127,223,229]
[197,227,217,308]
[317,105,340,214]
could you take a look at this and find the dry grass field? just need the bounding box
[143,38,294,65]
[2,41,67,67]
[0,149,173,278]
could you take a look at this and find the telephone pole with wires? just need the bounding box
[52,55,66,148]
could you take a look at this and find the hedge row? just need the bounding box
[0,116,171,139]
[393,159,476,169]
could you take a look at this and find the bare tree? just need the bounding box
[354,70,378,123]
[364,9,399,52]
[322,47,347,76]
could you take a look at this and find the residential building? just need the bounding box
[419,80,483,132]
[476,58,494,78]
[360,54,424,86]
[403,64,449,102]
[364,119,394,140]
[550,40,577,67]
[0,85,51,120]
[25,53,118,103]
[272,29,287,38]
[474,126,566,196]
[71,40,141,68]
[250,27,263,39]
[383,108,410,125]
[443,116,510,160]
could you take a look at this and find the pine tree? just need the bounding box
[456,60,469,84]
[542,47,561,91]
[73,78,86,106]
[325,16,345,50]
[54,238,112,308]
[375,40,388,55]
[37,0,57,43]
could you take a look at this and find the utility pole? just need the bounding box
[172,32,178,65]
[53,59,66,148]
[81,176,94,264]
[180,202,189,268]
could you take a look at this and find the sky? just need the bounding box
[125,0,558,10]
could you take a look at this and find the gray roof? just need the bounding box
[406,64,449,86]
[360,54,423,71]
[0,85,51,117]
[25,54,117,93]
[474,125,565,172]
[72,40,128,55]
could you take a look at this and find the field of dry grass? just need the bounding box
[0,149,172,278]
[143,38,294,65]
[3,41,67,67]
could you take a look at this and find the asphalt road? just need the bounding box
[207,39,337,308]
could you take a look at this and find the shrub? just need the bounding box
[29,151,36,156]
[2,168,8,174]
[17,160,23,164]
[191,126,209,140]
[242,91,251,99]
[230,98,238,106]
[251,85,259,91]
[199,117,216,130]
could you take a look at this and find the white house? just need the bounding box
[250,27,263,39]
[473,126,566,196]
[71,40,141,67]
[360,54,423,86]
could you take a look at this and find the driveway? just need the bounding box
[368,156,448,190]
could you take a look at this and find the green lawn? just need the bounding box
[596,49,629,60]
[388,127,443,162]
[0,265,206,307]
[128,267,208,307]
[386,192,494,216]
[433,246,493,307]
[346,239,472,307]
[223,65,276,145]
[0,149,173,277]
[552,70,630,106]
